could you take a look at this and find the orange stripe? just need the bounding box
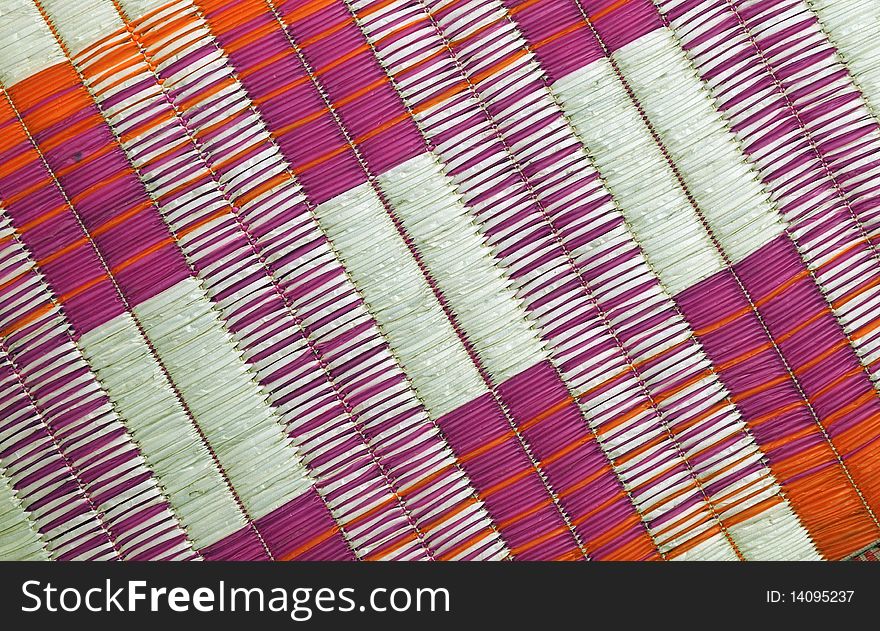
[109,237,175,275]
[596,399,652,434]
[498,464,612,533]
[57,273,108,303]
[0,271,110,339]
[509,522,569,556]
[133,13,193,51]
[811,366,864,403]
[437,528,495,560]
[78,39,140,83]
[480,464,534,499]
[281,524,344,561]
[540,432,596,468]
[824,390,878,428]
[792,338,848,376]
[459,429,516,465]
[585,510,644,554]
[422,497,479,534]
[0,268,29,295]
[521,395,576,432]
[508,0,546,15]
[398,464,456,498]
[358,0,401,19]
[592,0,635,21]
[725,494,784,528]
[17,201,68,233]
[76,30,131,70]
[712,474,772,509]
[0,302,54,338]
[666,523,722,559]
[37,237,89,267]
[241,0,578,180]
[223,20,281,56]
[238,48,296,80]
[749,400,807,429]
[730,374,789,404]
[300,16,351,48]
[234,172,290,207]
[616,400,727,467]
[68,165,139,208]
[12,0,880,564]
[554,547,584,561]
[364,531,420,561]
[92,200,153,238]
[763,424,818,454]
[832,272,880,309]
[496,496,553,530]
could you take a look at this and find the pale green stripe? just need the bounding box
[0,472,49,561]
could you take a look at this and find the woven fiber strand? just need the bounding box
[1,0,880,561]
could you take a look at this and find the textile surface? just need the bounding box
[1,0,880,561]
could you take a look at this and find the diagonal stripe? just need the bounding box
[352,0,666,560]
[0,210,197,560]
[113,0,508,561]
[2,0,880,563]
[807,0,880,120]
[0,469,49,561]
[552,3,880,556]
[0,9,276,554]
[537,2,830,558]
[257,0,590,558]
[25,0,328,557]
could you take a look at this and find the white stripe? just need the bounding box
[807,0,880,116]
[37,0,124,57]
[0,470,49,560]
[314,182,487,417]
[15,0,314,521]
[378,154,548,382]
[117,0,174,18]
[614,29,784,263]
[0,0,66,85]
[61,0,502,559]
[78,312,247,547]
[672,532,739,561]
[0,0,311,545]
[733,501,822,560]
[552,29,817,558]
[611,26,822,560]
[553,56,724,294]
[133,277,312,519]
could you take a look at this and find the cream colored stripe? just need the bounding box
[0,469,49,560]
[807,0,880,116]
[552,27,817,559]
[77,313,247,547]
[0,0,311,543]
[133,278,312,519]
[378,154,548,383]
[0,2,66,85]
[35,0,120,55]
[614,29,785,262]
[554,56,725,295]
[315,181,487,417]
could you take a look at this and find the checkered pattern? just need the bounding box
[1,0,880,560]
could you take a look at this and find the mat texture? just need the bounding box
[1,0,880,561]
